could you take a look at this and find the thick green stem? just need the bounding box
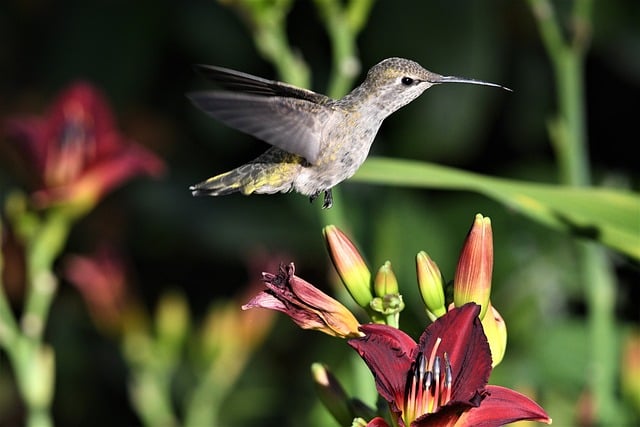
[527,0,618,423]
[23,210,71,340]
[551,52,590,186]
[0,207,73,427]
[313,0,374,99]
[0,223,19,347]
[25,408,53,427]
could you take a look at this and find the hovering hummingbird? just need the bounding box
[189,57,510,208]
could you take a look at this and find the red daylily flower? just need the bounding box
[4,82,164,210]
[242,262,361,339]
[348,303,551,427]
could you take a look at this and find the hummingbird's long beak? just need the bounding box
[433,75,512,92]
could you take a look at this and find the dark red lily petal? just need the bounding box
[416,303,491,407]
[366,417,391,427]
[454,385,551,426]
[348,324,418,414]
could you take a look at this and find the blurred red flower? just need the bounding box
[4,82,164,210]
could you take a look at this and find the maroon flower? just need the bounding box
[4,82,164,210]
[242,263,361,339]
[348,303,551,427]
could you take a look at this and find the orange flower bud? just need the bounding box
[323,225,373,308]
[454,214,493,320]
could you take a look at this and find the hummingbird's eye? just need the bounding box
[401,77,414,86]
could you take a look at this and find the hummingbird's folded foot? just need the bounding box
[308,190,333,209]
[322,190,333,209]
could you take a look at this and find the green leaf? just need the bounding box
[353,157,640,260]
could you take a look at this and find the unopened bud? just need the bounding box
[416,251,446,320]
[323,225,373,308]
[481,302,507,367]
[156,291,190,355]
[453,214,493,320]
[374,261,398,297]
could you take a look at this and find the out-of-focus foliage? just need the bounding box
[0,0,638,426]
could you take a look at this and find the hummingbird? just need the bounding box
[189,57,510,208]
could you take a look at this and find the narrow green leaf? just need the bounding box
[353,157,640,260]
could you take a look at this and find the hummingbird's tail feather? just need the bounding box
[190,151,304,197]
[190,169,245,196]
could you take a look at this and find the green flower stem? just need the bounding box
[527,0,617,423]
[130,369,178,427]
[183,350,250,427]
[313,0,375,99]
[125,332,179,427]
[0,207,72,427]
[230,0,310,88]
[0,223,19,347]
[23,209,71,340]
[183,369,224,427]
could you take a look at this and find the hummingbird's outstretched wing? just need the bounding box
[189,65,337,165]
[193,64,329,104]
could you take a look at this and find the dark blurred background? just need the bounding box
[0,0,638,426]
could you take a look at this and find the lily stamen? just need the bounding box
[443,353,452,406]
[432,356,441,412]
[404,337,452,423]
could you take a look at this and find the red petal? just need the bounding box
[454,385,551,426]
[348,324,417,412]
[417,303,491,407]
[367,417,391,427]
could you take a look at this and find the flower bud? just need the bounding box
[416,251,446,320]
[156,291,190,356]
[323,225,373,308]
[374,261,399,297]
[453,214,493,320]
[481,302,507,367]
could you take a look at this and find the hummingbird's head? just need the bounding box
[361,57,510,115]
[362,58,442,111]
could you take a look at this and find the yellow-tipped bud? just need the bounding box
[481,302,507,367]
[374,261,399,297]
[454,214,493,320]
[156,291,190,354]
[416,251,447,320]
[323,225,373,308]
